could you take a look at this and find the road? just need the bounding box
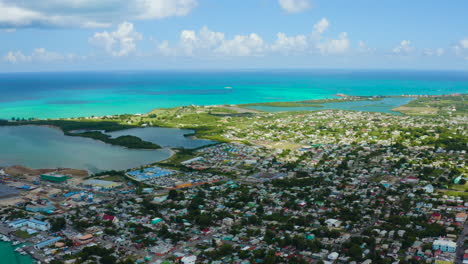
[455,221,467,264]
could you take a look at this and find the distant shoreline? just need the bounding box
[0,93,465,174]
[0,93,465,150]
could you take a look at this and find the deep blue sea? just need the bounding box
[0,70,467,119]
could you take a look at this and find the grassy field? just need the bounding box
[13,230,33,239]
[393,95,467,116]
[438,182,468,197]
[450,183,468,192]
[240,102,323,107]
[100,175,127,182]
[392,106,439,116]
[439,190,468,197]
[239,96,382,108]
[157,149,197,165]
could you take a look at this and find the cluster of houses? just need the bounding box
[0,104,466,264]
[183,143,260,176]
[127,166,224,189]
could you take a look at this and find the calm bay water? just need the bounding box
[107,127,216,149]
[248,97,415,114]
[1,70,467,119]
[0,125,172,173]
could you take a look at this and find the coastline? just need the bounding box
[0,92,465,153]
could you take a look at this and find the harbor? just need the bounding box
[0,234,35,264]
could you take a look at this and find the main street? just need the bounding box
[455,221,467,264]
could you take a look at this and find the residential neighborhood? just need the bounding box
[0,97,466,264]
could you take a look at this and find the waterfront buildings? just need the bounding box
[81,179,122,190]
[8,218,50,231]
[35,237,62,249]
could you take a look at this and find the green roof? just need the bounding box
[40,174,68,182]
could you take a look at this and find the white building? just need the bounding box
[181,255,197,264]
[222,217,234,226]
[8,219,50,231]
[432,239,457,253]
[455,213,467,222]
[328,252,339,260]
[325,219,342,228]
[423,184,434,193]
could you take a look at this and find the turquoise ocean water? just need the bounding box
[1,70,468,119]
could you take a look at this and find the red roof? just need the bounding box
[103,214,115,221]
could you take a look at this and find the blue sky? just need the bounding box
[0,0,467,71]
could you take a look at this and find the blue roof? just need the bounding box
[10,219,49,226]
[64,191,78,197]
[10,219,28,225]
[128,167,175,181]
[35,237,62,248]
[29,219,48,226]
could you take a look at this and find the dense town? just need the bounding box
[0,96,467,264]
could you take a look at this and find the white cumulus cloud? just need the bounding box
[313,18,329,34]
[215,33,265,57]
[31,48,64,61]
[316,32,350,54]
[358,41,375,53]
[436,48,444,56]
[157,19,357,58]
[0,0,197,28]
[3,48,76,63]
[459,38,468,49]
[423,48,444,57]
[453,38,468,59]
[392,40,413,55]
[158,26,225,56]
[278,0,311,14]
[271,32,308,54]
[136,0,197,19]
[4,50,31,63]
[157,27,266,57]
[89,21,142,57]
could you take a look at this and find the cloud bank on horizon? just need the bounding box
[1,0,467,71]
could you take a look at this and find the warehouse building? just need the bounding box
[82,179,122,190]
[40,173,69,183]
[35,237,62,249]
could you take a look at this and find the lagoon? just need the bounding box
[247,97,415,114]
[0,126,172,173]
[107,127,216,149]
